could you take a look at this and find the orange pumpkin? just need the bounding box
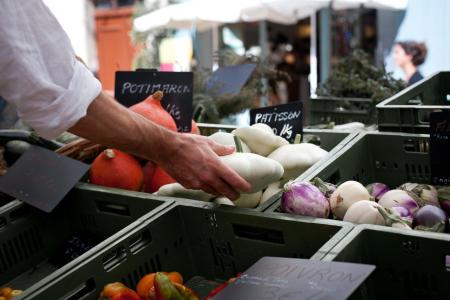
[144,165,176,193]
[130,91,177,131]
[90,149,144,191]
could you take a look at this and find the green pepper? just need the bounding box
[154,272,184,300]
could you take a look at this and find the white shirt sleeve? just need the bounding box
[0,0,102,139]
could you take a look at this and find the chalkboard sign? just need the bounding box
[250,101,303,143]
[206,64,256,96]
[213,257,375,300]
[115,71,193,132]
[0,146,89,213]
[430,111,450,185]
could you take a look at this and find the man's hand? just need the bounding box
[156,133,251,200]
[69,91,250,200]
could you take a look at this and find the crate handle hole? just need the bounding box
[97,201,130,217]
[102,246,127,271]
[129,230,152,255]
[65,278,96,300]
[233,224,285,244]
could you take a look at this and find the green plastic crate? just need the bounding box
[19,203,354,300]
[0,183,171,292]
[265,132,430,220]
[377,71,450,133]
[321,224,450,300]
[309,96,376,125]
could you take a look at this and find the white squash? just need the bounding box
[268,143,328,180]
[234,123,288,156]
[208,132,251,153]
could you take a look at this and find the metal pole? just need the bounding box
[310,12,318,96]
[259,20,269,107]
[319,7,331,84]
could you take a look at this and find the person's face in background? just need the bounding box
[393,44,412,68]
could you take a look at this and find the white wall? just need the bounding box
[43,0,98,71]
[385,0,450,78]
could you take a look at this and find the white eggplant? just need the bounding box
[330,181,371,219]
[343,200,385,225]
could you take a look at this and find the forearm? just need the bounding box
[68,91,176,163]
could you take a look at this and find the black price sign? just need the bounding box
[430,111,450,185]
[0,146,89,213]
[212,257,375,300]
[250,101,303,143]
[115,71,193,132]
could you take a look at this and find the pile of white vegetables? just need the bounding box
[282,179,450,233]
[156,123,329,208]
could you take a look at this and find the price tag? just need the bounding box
[206,64,256,96]
[430,111,450,185]
[212,257,375,300]
[250,101,303,143]
[115,71,193,132]
[0,146,89,213]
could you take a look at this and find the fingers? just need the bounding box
[208,177,240,200]
[215,162,252,194]
[208,140,235,156]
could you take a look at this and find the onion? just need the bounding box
[378,189,419,214]
[366,183,389,202]
[330,181,370,219]
[343,200,385,225]
[281,182,330,218]
[414,205,448,233]
[399,183,439,207]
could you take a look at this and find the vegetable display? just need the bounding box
[87,94,330,207]
[281,178,450,234]
[156,130,329,208]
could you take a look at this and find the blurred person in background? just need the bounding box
[393,41,428,86]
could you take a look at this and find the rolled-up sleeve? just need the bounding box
[0,0,101,139]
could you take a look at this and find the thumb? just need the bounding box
[208,140,235,156]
